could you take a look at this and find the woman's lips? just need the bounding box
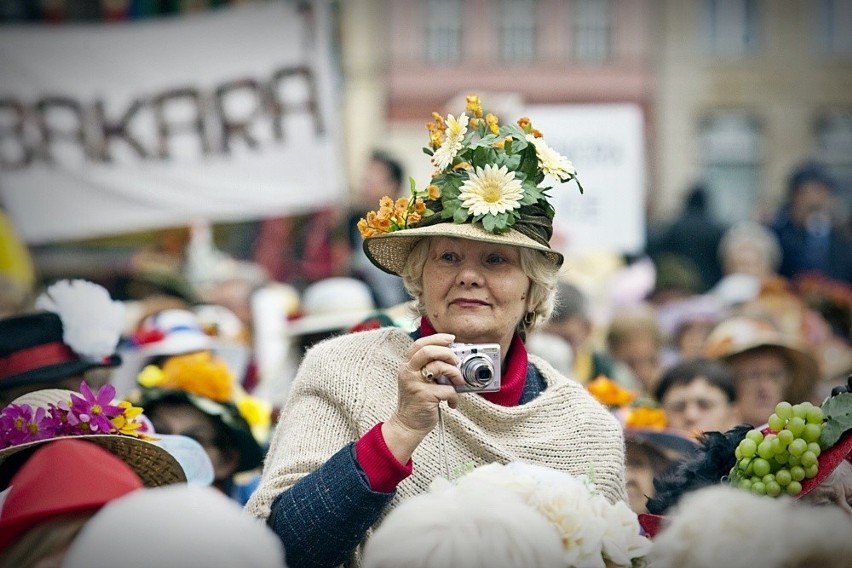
[450,298,488,308]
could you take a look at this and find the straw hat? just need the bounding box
[358,94,578,278]
[0,386,187,487]
[0,438,145,553]
[703,315,819,404]
[364,222,563,277]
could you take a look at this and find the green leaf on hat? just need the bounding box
[820,392,852,448]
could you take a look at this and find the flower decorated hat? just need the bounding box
[0,279,124,392]
[360,94,582,276]
[129,350,268,473]
[0,382,187,488]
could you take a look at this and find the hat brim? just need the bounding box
[285,310,378,337]
[363,222,563,276]
[625,428,700,459]
[0,435,186,488]
[0,354,122,392]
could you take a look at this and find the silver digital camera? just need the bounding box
[445,342,501,393]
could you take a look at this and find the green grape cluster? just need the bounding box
[729,401,825,498]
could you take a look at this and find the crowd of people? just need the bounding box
[1,94,851,567]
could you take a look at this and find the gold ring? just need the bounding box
[421,367,434,381]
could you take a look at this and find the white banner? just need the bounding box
[0,1,344,244]
[525,104,647,255]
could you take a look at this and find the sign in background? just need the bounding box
[0,1,343,244]
[525,104,647,256]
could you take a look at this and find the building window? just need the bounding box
[425,0,463,64]
[500,0,537,63]
[704,0,759,57]
[572,0,611,64]
[816,110,852,213]
[817,0,852,57]
[700,112,763,223]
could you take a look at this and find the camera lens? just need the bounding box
[460,355,494,388]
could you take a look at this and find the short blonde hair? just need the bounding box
[399,237,560,339]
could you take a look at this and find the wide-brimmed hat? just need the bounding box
[703,315,819,404]
[358,94,578,277]
[364,222,564,277]
[0,438,144,553]
[0,385,187,488]
[286,277,378,337]
[0,279,124,392]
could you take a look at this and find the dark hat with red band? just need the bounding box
[0,312,121,392]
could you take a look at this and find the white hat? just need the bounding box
[286,278,377,337]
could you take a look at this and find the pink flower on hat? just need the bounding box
[0,404,48,448]
[67,382,125,434]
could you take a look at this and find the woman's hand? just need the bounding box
[382,333,463,464]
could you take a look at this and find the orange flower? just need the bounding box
[517,116,531,132]
[427,184,441,200]
[625,406,668,430]
[587,376,637,407]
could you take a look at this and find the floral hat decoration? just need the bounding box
[130,350,269,473]
[359,94,582,276]
[0,381,187,487]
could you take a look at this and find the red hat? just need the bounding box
[0,438,143,552]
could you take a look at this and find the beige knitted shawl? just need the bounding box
[246,327,627,561]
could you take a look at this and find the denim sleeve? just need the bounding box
[267,443,394,568]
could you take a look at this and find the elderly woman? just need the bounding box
[245,96,627,568]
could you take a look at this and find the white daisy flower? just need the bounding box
[431,113,469,170]
[526,134,576,181]
[459,164,524,216]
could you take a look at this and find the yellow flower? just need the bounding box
[158,351,235,403]
[625,406,667,430]
[587,376,637,407]
[236,394,272,444]
[138,365,165,388]
[427,184,441,199]
[459,164,524,216]
[465,94,483,117]
[452,162,473,171]
[485,113,499,134]
[111,400,144,437]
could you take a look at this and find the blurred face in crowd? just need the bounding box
[791,179,833,224]
[544,315,591,352]
[726,349,790,428]
[660,377,738,436]
[625,442,668,514]
[612,337,662,394]
[422,237,530,357]
[800,460,852,516]
[147,400,239,484]
[360,158,399,204]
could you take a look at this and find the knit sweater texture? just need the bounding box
[245,326,627,566]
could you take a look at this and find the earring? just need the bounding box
[523,311,535,325]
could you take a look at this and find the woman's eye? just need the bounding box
[486,254,506,264]
[439,251,459,262]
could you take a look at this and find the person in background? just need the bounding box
[0,440,145,568]
[606,304,665,397]
[768,162,852,284]
[654,358,740,437]
[127,350,267,505]
[62,485,287,568]
[246,96,627,568]
[332,150,410,309]
[656,293,726,365]
[703,314,819,427]
[542,280,616,384]
[648,184,726,293]
[623,427,697,515]
[0,279,124,406]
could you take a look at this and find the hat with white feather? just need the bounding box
[0,280,125,392]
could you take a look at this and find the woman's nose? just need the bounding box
[455,262,484,286]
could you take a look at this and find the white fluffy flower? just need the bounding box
[431,113,469,170]
[446,462,649,568]
[459,164,524,216]
[526,134,576,181]
[35,279,125,360]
